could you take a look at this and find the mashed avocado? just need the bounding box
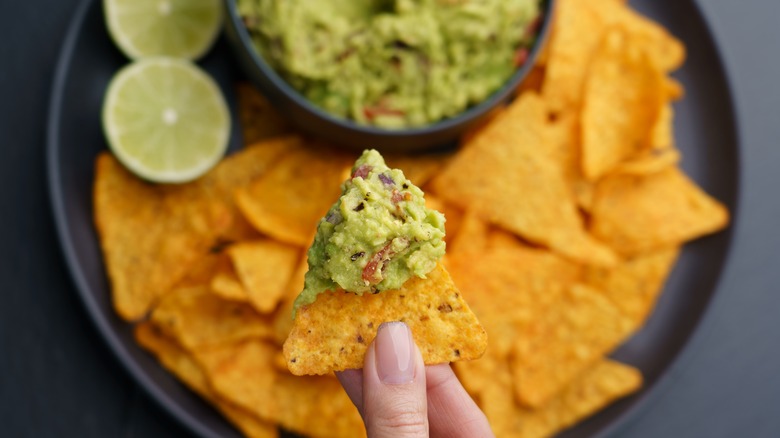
[238,0,540,128]
[294,150,446,313]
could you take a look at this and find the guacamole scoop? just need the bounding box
[238,0,540,129]
[295,150,446,312]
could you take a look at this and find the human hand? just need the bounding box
[336,321,495,438]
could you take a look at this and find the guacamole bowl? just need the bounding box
[223,0,556,152]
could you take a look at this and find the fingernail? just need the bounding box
[374,321,415,385]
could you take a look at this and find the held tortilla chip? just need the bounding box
[150,286,274,350]
[581,27,665,180]
[236,145,353,246]
[430,92,617,267]
[511,284,634,407]
[590,167,730,255]
[283,263,487,375]
[228,240,301,314]
[134,323,279,438]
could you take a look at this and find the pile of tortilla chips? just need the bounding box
[93,1,729,437]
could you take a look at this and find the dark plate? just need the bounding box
[47,0,739,437]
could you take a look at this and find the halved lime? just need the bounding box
[104,0,222,60]
[102,58,230,183]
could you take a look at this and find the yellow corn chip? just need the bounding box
[94,154,212,320]
[210,259,250,302]
[134,323,279,438]
[665,77,685,100]
[542,0,618,112]
[236,82,293,145]
[272,253,309,346]
[384,153,451,188]
[609,6,686,72]
[196,340,365,438]
[591,167,729,255]
[150,286,273,350]
[430,92,617,267]
[484,359,642,438]
[511,284,634,407]
[283,263,487,375]
[95,136,294,320]
[586,247,680,327]
[236,146,353,246]
[448,243,581,359]
[228,240,301,314]
[545,111,595,212]
[581,27,665,180]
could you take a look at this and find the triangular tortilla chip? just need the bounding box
[585,247,680,327]
[195,340,365,438]
[228,240,301,313]
[283,263,487,375]
[430,92,617,267]
[590,167,729,255]
[94,139,291,320]
[480,358,642,438]
[236,146,353,246]
[236,82,293,145]
[134,323,279,438]
[511,284,634,407]
[149,286,273,350]
[581,27,665,180]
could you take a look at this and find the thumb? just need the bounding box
[362,322,428,438]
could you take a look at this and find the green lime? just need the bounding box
[104,0,222,60]
[102,58,230,183]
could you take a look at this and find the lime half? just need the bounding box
[104,0,221,60]
[102,58,230,183]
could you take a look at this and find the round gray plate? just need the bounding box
[47,0,739,437]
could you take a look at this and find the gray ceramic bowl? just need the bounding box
[223,0,556,152]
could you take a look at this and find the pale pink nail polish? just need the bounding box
[374,321,415,384]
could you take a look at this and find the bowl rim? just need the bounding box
[223,0,557,136]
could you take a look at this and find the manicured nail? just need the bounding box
[374,321,415,385]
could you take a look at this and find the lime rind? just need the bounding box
[102,58,230,183]
[104,0,222,60]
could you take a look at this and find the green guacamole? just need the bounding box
[238,0,540,128]
[294,150,446,313]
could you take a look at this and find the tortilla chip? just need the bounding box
[543,0,684,113]
[515,66,546,96]
[272,254,309,346]
[430,92,617,267]
[236,146,353,246]
[542,0,618,112]
[545,111,595,212]
[484,359,642,438]
[591,167,729,255]
[227,240,301,314]
[665,77,685,100]
[210,258,250,302]
[94,154,213,320]
[134,323,279,438]
[447,243,581,359]
[586,247,680,327]
[196,340,365,438]
[283,263,487,375]
[609,6,686,72]
[236,82,293,145]
[511,284,634,407]
[150,286,273,350]
[384,153,451,188]
[581,27,665,180]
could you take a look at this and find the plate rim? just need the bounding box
[45,0,742,437]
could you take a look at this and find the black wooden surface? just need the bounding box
[1,1,778,437]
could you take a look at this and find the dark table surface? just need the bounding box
[2,0,779,437]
